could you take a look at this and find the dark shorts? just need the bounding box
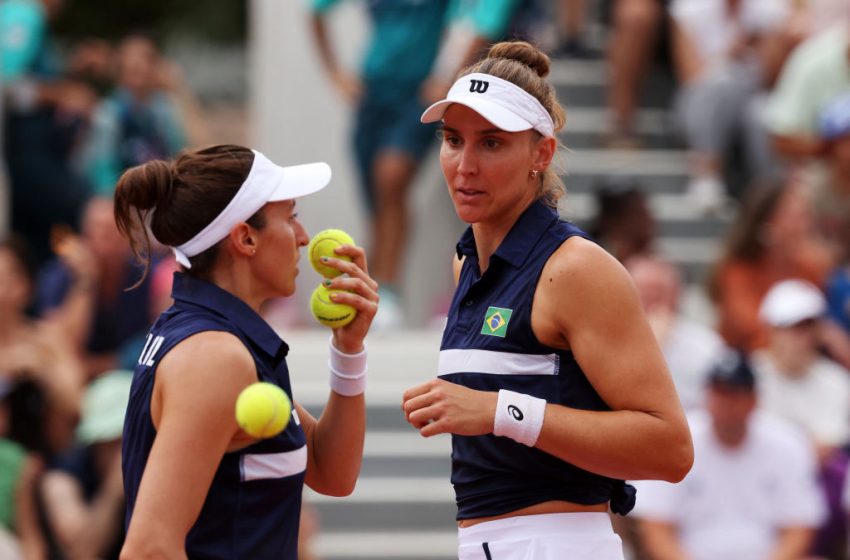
[352,91,438,211]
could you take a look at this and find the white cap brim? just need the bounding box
[270,162,332,201]
[421,96,533,132]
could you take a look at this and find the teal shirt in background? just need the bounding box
[451,0,523,41]
[0,439,26,530]
[311,0,450,104]
[0,0,45,80]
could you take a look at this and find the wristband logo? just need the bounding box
[507,405,524,421]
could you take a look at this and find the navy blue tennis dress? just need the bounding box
[438,199,636,520]
[122,273,307,559]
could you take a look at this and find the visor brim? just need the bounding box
[421,97,534,133]
[270,162,332,201]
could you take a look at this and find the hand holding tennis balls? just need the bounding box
[235,382,292,439]
[308,229,359,328]
[308,229,355,278]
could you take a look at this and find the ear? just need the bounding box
[532,135,557,172]
[228,222,257,259]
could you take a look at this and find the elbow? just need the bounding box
[318,475,358,498]
[311,467,359,497]
[661,431,694,483]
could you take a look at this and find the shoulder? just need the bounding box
[540,236,633,303]
[158,330,256,391]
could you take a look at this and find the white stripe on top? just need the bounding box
[438,349,558,377]
[241,446,307,481]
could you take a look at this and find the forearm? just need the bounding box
[640,522,690,560]
[309,13,338,76]
[535,406,692,482]
[70,491,124,559]
[307,392,365,496]
[770,526,814,560]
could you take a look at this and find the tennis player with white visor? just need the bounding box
[115,144,378,560]
[403,41,692,560]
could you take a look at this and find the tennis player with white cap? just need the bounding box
[114,144,378,559]
[402,41,693,559]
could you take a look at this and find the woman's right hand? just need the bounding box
[319,244,379,354]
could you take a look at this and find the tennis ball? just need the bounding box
[235,382,292,439]
[310,284,356,328]
[308,229,355,278]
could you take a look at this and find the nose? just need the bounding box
[456,144,477,176]
[295,220,310,247]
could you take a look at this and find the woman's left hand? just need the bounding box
[402,378,497,437]
[320,244,379,354]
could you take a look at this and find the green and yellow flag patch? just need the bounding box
[481,306,513,338]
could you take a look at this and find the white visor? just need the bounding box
[172,150,331,268]
[420,73,555,137]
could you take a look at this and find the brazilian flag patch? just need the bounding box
[481,306,513,338]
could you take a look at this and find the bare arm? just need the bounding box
[670,19,704,85]
[769,526,816,560]
[403,239,693,483]
[308,11,361,103]
[532,239,693,482]
[120,332,256,560]
[15,456,46,560]
[298,244,377,497]
[41,456,124,560]
[639,519,690,560]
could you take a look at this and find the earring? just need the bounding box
[529,169,539,179]
[251,249,256,255]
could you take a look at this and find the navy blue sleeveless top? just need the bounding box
[439,200,635,520]
[122,273,307,559]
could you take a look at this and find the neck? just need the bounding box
[209,259,265,313]
[768,343,816,377]
[472,194,537,273]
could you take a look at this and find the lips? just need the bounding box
[454,187,484,202]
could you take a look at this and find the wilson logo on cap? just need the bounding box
[469,79,489,93]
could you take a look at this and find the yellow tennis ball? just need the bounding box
[308,229,355,278]
[310,284,356,328]
[235,382,292,439]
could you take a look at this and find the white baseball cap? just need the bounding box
[421,73,555,137]
[759,279,826,327]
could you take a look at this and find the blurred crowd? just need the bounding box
[2,0,850,559]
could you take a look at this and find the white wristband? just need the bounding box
[493,389,546,446]
[328,337,367,397]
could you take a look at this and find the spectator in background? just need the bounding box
[826,215,850,336]
[605,0,670,148]
[34,197,153,380]
[0,382,46,560]
[39,370,129,560]
[626,255,724,411]
[587,180,656,262]
[0,236,83,457]
[310,0,451,329]
[753,279,850,459]
[766,20,850,161]
[753,279,850,558]
[812,91,850,247]
[670,0,792,214]
[77,34,190,196]
[708,179,833,351]
[553,0,590,57]
[1,0,97,265]
[633,350,826,560]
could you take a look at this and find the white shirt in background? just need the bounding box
[752,351,850,447]
[632,410,826,560]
